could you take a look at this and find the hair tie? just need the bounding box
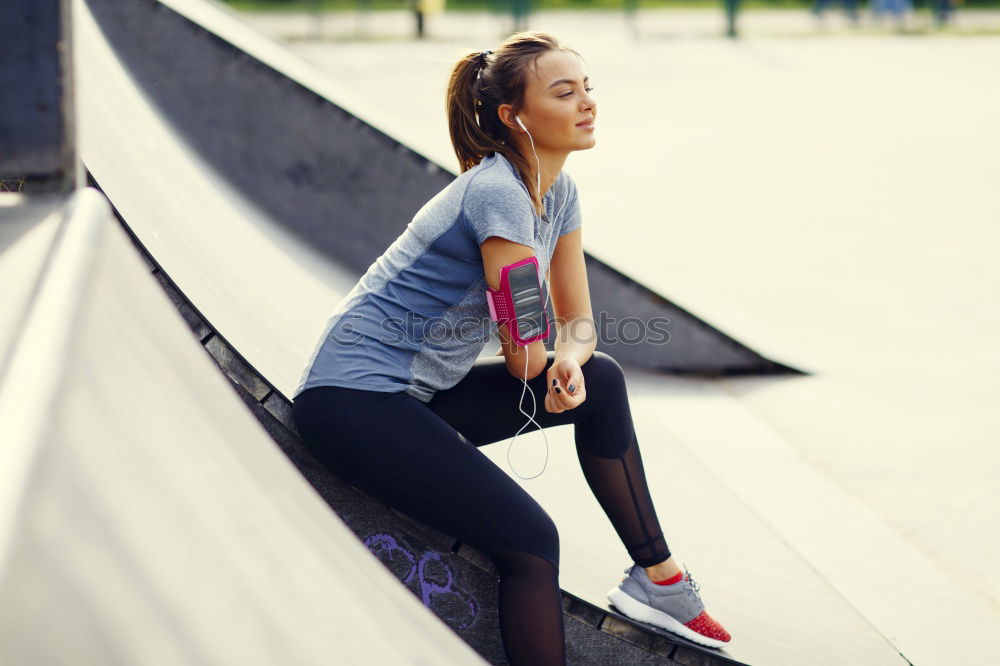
[478,49,492,69]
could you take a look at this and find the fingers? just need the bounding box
[554,363,584,399]
[544,389,567,414]
[546,376,565,413]
[565,371,584,397]
[545,364,587,413]
[548,376,584,411]
[557,387,584,411]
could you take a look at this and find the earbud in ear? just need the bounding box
[516,116,526,131]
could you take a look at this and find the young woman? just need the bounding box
[292,31,731,665]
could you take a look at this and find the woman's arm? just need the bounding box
[480,236,549,379]
[547,227,596,367]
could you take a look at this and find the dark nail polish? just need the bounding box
[555,387,561,393]
[552,379,557,386]
[568,384,575,392]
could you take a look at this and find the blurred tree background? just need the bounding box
[220,0,997,11]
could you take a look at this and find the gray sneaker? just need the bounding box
[607,563,732,648]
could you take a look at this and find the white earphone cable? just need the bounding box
[505,120,570,480]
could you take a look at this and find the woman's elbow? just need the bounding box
[504,346,548,381]
[506,362,539,381]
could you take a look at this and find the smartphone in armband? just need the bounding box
[485,256,550,347]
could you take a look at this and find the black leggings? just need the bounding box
[292,350,670,666]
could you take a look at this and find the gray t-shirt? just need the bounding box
[293,151,582,403]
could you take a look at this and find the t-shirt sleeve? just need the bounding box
[558,174,582,237]
[462,177,536,247]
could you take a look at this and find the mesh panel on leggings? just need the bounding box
[575,428,671,568]
[493,549,567,666]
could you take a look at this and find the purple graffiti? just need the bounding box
[364,532,479,630]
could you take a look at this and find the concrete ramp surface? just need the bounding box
[0,188,488,664]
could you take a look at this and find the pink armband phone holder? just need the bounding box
[486,256,550,347]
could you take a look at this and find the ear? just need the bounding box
[497,104,518,133]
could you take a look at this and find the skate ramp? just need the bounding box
[0,188,488,665]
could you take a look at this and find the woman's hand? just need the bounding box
[545,358,586,413]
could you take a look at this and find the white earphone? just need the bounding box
[504,114,569,480]
[514,115,542,202]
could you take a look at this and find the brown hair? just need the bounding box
[446,31,583,217]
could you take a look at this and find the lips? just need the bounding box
[576,118,594,127]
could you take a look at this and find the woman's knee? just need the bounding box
[491,510,560,574]
[581,351,626,388]
[493,548,560,578]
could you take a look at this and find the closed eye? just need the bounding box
[560,86,594,98]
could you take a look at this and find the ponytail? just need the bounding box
[446,52,508,174]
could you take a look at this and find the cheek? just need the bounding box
[537,106,577,139]
[543,103,574,126]
[554,108,577,130]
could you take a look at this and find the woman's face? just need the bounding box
[513,50,597,153]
